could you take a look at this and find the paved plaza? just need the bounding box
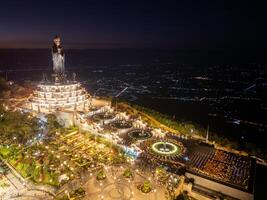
[83,165,166,200]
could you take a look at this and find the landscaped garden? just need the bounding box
[2,143,62,186]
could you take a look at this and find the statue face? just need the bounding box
[54,37,61,46]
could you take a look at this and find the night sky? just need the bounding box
[0,0,266,50]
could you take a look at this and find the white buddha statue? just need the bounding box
[52,35,65,75]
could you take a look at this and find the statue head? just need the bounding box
[53,35,61,47]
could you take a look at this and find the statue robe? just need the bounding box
[52,47,65,74]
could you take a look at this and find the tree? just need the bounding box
[96,169,106,180]
[123,168,134,178]
[46,114,61,135]
[138,180,152,193]
[0,109,40,144]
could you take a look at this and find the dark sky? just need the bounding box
[0,0,266,50]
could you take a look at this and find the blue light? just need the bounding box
[123,146,139,159]
[184,156,189,161]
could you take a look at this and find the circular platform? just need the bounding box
[128,129,152,140]
[112,120,132,129]
[151,141,181,156]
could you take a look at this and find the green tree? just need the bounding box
[46,114,61,135]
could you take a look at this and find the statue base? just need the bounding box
[52,73,66,83]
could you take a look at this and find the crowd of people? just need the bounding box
[191,149,251,189]
[189,150,215,170]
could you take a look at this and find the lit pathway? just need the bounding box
[83,165,166,200]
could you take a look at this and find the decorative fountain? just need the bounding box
[128,129,152,140]
[151,141,180,156]
[150,131,183,157]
